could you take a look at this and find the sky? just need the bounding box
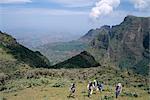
[0,0,150,40]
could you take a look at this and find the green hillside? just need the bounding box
[0,66,149,100]
[0,31,50,74]
[53,51,100,68]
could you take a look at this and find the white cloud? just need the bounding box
[0,0,32,4]
[90,0,120,19]
[131,0,150,10]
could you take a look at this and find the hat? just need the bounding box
[118,83,121,87]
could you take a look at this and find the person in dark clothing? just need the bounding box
[98,82,104,92]
[93,80,98,91]
[69,83,76,97]
[87,81,93,97]
[115,83,122,98]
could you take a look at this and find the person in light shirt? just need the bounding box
[115,83,122,98]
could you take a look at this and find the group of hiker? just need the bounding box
[69,80,122,99]
[87,80,104,97]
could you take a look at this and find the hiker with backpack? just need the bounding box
[69,83,76,97]
[87,81,94,97]
[115,83,122,98]
[93,79,99,91]
[98,82,104,92]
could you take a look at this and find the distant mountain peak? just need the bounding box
[101,25,110,29]
[53,51,100,69]
[79,25,110,43]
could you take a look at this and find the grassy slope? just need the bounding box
[0,65,149,99]
[0,78,149,100]
[0,46,18,73]
[0,31,51,74]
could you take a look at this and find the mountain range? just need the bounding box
[37,15,149,76]
[85,15,150,75]
[0,15,149,76]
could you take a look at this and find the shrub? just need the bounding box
[0,73,9,85]
[101,95,114,100]
[0,97,7,100]
[52,82,65,87]
[122,91,139,97]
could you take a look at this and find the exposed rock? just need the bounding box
[81,15,150,75]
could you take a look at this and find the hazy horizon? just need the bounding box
[1,0,150,45]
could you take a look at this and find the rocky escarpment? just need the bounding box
[81,15,150,75]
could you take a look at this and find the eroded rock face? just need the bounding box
[79,26,109,43]
[81,15,150,75]
[90,25,110,50]
[109,16,150,66]
[112,16,149,56]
